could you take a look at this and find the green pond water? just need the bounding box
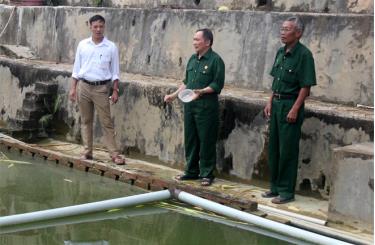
[0,146,298,245]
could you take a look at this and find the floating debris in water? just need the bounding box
[63,179,73,183]
[0,159,32,164]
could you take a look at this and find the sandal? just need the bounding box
[175,174,200,181]
[201,177,214,186]
[80,152,93,160]
[111,155,126,165]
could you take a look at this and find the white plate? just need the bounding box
[178,89,195,103]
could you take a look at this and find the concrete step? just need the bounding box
[329,143,374,231]
[34,81,58,94]
[22,98,46,111]
[7,118,39,130]
[25,91,52,103]
[16,108,45,120]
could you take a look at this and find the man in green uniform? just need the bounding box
[164,28,225,186]
[263,17,316,204]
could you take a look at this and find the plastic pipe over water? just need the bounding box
[174,190,352,245]
[0,190,171,227]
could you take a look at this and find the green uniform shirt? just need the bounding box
[270,41,316,95]
[183,48,225,94]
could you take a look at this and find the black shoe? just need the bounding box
[201,177,215,186]
[261,191,278,198]
[175,174,200,181]
[271,196,295,204]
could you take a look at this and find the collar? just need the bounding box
[283,41,301,56]
[88,37,109,47]
[195,47,213,60]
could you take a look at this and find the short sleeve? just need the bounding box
[297,51,317,87]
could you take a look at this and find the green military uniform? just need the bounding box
[269,41,316,199]
[183,48,225,178]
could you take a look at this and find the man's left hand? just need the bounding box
[286,108,298,123]
[192,89,203,101]
[111,90,119,104]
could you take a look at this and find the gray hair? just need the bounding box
[286,16,305,34]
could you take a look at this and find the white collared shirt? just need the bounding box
[72,37,120,82]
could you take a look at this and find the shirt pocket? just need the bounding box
[199,65,212,84]
[99,54,111,69]
[281,64,297,83]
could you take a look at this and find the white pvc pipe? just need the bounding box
[258,204,327,225]
[1,206,169,235]
[176,190,352,245]
[0,190,171,227]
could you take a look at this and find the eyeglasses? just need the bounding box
[280,28,294,33]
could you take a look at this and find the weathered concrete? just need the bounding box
[58,0,374,14]
[329,142,374,231]
[0,57,373,202]
[0,5,373,105]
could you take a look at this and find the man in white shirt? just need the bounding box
[69,15,125,165]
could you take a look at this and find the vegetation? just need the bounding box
[38,94,63,136]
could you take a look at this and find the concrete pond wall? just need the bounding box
[0,3,373,228]
[0,5,373,106]
[0,57,372,199]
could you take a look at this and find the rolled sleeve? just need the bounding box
[110,45,120,81]
[208,57,225,94]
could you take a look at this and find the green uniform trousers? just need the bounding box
[184,97,219,178]
[268,98,304,199]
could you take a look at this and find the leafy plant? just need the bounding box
[39,94,63,134]
[93,0,103,7]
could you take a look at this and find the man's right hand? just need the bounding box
[164,94,176,103]
[264,101,272,118]
[69,87,77,102]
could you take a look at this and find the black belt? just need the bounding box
[273,93,298,100]
[82,79,110,86]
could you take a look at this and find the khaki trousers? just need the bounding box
[78,82,118,156]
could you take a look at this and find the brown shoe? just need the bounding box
[80,152,93,160]
[271,196,294,204]
[111,155,126,165]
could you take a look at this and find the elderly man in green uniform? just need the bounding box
[164,28,225,186]
[263,16,316,204]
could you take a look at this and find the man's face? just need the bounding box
[90,20,105,39]
[280,21,301,45]
[193,31,210,53]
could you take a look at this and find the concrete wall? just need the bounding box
[59,0,374,14]
[0,5,373,106]
[329,143,373,230]
[0,58,372,199]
